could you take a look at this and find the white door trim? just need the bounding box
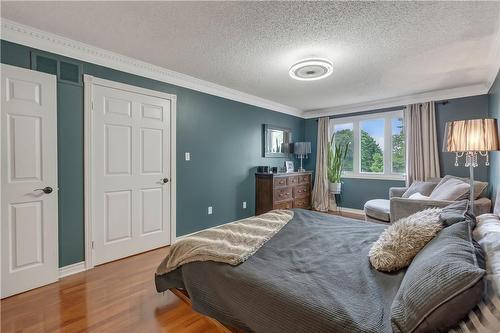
[83,75,176,269]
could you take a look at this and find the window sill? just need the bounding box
[341,174,405,181]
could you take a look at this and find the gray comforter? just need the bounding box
[155,209,406,333]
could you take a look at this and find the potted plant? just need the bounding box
[327,136,349,194]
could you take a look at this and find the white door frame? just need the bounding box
[83,75,176,269]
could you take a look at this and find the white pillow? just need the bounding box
[474,214,500,282]
[408,192,430,200]
[452,213,500,332]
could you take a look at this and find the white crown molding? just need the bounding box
[303,84,489,119]
[485,19,500,92]
[0,19,304,117]
[1,19,497,119]
[59,261,86,278]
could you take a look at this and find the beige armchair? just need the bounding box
[364,183,492,224]
[389,188,491,222]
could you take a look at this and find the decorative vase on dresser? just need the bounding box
[255,171,312,215]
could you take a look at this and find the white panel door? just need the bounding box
[1,64,58,298]
[92,84,171,265]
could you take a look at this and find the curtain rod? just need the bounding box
[313,100,450,121]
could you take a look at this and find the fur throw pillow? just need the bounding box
[369,208,443,272]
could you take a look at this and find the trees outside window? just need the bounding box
[360,119,384,173]
[392,117,405,174]
[333,124,353,172]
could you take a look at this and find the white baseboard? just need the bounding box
[59,261,86,278]
[333,207,365,215]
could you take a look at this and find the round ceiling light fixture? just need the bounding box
[289,58,333,81]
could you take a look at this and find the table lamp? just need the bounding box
[294,142,311,172]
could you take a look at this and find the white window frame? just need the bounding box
[329,110,405,181]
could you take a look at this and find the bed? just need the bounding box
[156,209,404,332]
[155,208,498,333]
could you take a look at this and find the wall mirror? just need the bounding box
[263,124,292,157]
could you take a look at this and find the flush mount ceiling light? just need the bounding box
[289,58,333,81]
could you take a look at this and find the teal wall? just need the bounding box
[489,70,500,208]
[435,95,490,182]
[1,40,305,267]
[304,96,492,210]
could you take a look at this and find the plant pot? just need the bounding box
[329,182,341,194]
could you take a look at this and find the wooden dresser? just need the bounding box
[255,171,312,215]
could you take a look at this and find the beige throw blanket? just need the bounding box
[156,210,294,275]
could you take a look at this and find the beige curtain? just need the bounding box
[404,102,440,185]
[312,117,330,211]
[494,188,500,215]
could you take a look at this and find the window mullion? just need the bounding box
[353,120,360,175]
[384,115,392,175]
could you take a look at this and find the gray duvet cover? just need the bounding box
[155,209,406,333]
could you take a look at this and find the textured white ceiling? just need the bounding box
[2,1,500,114]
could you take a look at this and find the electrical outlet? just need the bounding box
[185,152,191,161]
[208,206,213,215]
[242,201,247,209]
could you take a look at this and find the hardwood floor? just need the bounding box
[1,247,224,333]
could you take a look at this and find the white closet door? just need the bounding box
[1,64,58,298]
[92,83,171,265]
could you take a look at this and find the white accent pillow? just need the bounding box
[408,192,430,200]
[474,213,500,292]
[450,213,500,332]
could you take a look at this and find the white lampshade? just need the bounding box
[444,118,499,152]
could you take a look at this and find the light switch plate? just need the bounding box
[185,152,191,161]
[242,201,247,209]
[208,206,213,215]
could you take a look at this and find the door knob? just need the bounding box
[162,178,169,183]
[34,187,53,194]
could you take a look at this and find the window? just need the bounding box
[360,118,385,173]
[332,123,354,172]
[329,111,405,179]
[391,117,405,174]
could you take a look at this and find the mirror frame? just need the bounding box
[263,124,292,158]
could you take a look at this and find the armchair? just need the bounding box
[389,187,491,222]
[364,182,491,224]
